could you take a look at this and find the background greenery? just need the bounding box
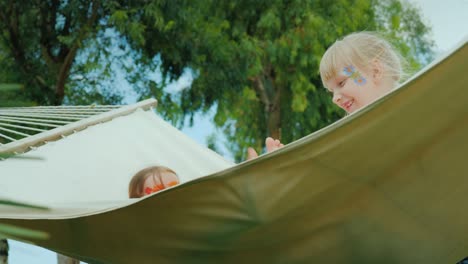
[0,0,433,160]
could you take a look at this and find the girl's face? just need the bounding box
[325,64,386,114]
[142,171,179,196]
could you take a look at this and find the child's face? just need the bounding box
[325,64,384,114]
[143,171,179,196]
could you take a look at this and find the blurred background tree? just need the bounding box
[0,1,131,106]
[0,0,433,160]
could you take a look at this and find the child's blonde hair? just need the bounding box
[128,166,178,198]
[319,31,406,88]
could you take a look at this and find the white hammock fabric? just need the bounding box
[0,102,233,207]
[0,38,467,264]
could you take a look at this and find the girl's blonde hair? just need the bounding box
[319,31,406,88]
[128,166,178,198]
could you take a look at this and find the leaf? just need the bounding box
[0,223,49,241]
[0,83,23,92]
[0,199,49,241]
[0,199,49,210]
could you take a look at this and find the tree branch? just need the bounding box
[251,76,271,110]
[39,0,59,66]
[58,8,72,60]
[55,0,101,103]
[4,2,29,75]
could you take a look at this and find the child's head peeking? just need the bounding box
[319,31,406,113]
[128,166,179,198]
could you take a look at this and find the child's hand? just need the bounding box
[246,137,284,161]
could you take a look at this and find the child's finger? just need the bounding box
[265,137,277,153]
[274,139,283,149]
[246,147,259,160]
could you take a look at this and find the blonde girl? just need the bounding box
[319,31,406,114]
[249,31,407,158]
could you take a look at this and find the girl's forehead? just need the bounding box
[145,174,157,183]
[322,54,354,78]
[326,63,354,81]
[320,43,363,86]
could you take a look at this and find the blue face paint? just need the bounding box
[343,65,367,85]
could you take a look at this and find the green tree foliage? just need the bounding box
[0,83,35,107]
[374,0,434,71]
[114,0,434,161]
[0,40,34,106]
[0,0,129,106]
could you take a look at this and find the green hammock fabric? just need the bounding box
[1,40,467,264]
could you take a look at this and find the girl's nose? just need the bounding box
[333,92,342,104]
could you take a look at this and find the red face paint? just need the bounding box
[144,184,164,195]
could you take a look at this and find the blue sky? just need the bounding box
[7,1,468,262]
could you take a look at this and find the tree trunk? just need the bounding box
[267,89,281,140]
[251,73,282,140]
[57,254,80,264]
[55,47,78,105]
[0,239,8,264]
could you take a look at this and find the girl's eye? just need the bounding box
[338,79,347,87]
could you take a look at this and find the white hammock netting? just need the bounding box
[0,39,467,264]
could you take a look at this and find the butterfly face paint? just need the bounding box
[343,65,367,85]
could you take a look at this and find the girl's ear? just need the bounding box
[371,59,384,83]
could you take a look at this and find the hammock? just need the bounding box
[0,38,467,264]
[0,100,233,204]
